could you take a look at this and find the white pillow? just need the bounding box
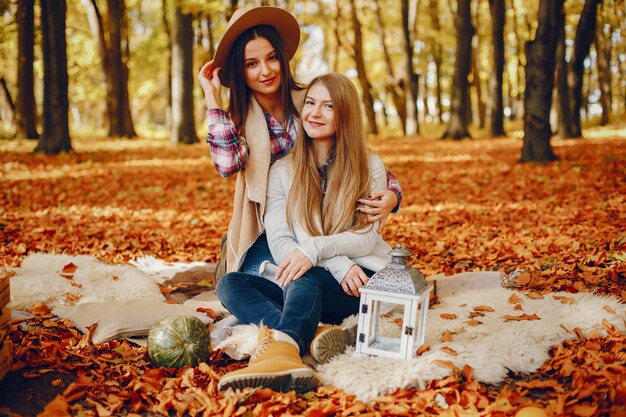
[53,300,213,344]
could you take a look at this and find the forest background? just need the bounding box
[0,0,626,415]
[0,0,624,154]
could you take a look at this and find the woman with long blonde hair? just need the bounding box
[216,73,393,393]
[197,7,403,281]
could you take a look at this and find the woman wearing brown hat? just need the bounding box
[197,7,402,392]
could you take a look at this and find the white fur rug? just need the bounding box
[8,253,164,310]
[219,277,626,401]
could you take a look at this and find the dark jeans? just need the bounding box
[240,233,275,276]
[216,265,366,354]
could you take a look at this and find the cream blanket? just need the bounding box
[217,272,626,401]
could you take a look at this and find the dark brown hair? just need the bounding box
[227,25,303,134]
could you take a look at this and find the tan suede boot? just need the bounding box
[309,324,358,364]
[218,327,318,393]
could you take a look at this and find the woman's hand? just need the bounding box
[357,190,398,233]
[275,250,313,287]
[341,264,369,297]
[197,60,223,109]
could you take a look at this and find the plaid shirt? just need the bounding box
[205,108,296,178]
[205,108,403,211]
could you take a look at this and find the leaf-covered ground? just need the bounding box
[1,126,625,416]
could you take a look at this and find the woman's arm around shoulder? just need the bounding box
[295,154,389,263]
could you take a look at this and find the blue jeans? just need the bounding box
[216,266,367,354]
[240,233,275,276]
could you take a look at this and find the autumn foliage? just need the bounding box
[1,129,625,415]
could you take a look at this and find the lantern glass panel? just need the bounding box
[365,300,404,354]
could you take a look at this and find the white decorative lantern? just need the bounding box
[355,245,432,360]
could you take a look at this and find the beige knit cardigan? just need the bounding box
[225,89,306,273]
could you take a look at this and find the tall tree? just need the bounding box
[226,0,238,21]
[36,0,71,154]
[108,0,135,137]
[509,0,526,119]
[401,0,419,135]
[200,12,215,59]
[0,76,15,126]
[15,0,38,139]
[82,0,136,138]
[373,0,406,132]
[348,0,378,134]
[171,5,197,144]
[331,1,343,72]
[520,0,562,162]
[569,0,602,137]
[594,15,611,125]
[488,0,505,136]
[162,0,172,130]
[556,10,576,138]
[470,35,485,128]
[429,0,443,123]
[442,0,473,140]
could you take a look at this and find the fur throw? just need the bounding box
[8,253,164,310]
[218,278,625,401]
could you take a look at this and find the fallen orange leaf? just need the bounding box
[503,314,541,321]
[416,344,431,355]
[441,346,458,356]
[60,263,77,279]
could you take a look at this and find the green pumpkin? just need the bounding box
[148,315,211,368]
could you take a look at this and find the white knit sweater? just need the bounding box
[264,154,392,283]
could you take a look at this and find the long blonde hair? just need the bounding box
[286,73,371,236]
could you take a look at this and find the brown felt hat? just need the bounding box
[213,7,300,87]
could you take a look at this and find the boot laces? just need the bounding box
[250,329,273,363]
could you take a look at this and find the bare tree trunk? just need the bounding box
[82,0,109,131]
[569,0,602,137]
[594,23,611,125]
[471,36,485,129]
[171,6,198,144]
[109,0,136,137]
[226,0,239,21]
[442,0,473,140]
[619,5,626,112]
[200,12,215,59]
[402,0,420,135]
[374,0,406,132]
[509,0,525,120]
[556,15,576,138]
[162,0,172,130]
[332,1,343,72]
[0,76,15,124]
[488,0,505,136]
[36,0,71,154]
[16,0,39,139]
[106,0,125,137]
[83,0,136,137]
[521,0,562,162]
[120,0,135,136]
[348,0,378,134]
[429,0,443,123]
